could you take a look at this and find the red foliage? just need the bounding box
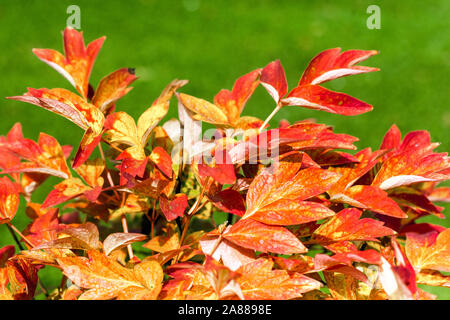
[0,27,448,300]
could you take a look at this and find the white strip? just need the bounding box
[379,175,436,190]
[36,57,76,89]
[311,68,366,85]
[260,82,280,103]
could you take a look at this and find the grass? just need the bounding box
[0,0,449,299]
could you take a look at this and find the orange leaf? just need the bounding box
[0,177,20,224]
[214,69,261,125]
[6,257,38,300]
[244,152,340,220]
[103,233,147,256]
[42,177,94,208]
[32,26,105,98]
[372,129,450,190]
[57,250,162,300]
[405,229,450,272]
[224,219,307,254]
[200,235,255,272]
[331,185,407,218]
[311,208,396,244]
[236,258,322,299]
[92,68,137,112]
[197,149,236,185]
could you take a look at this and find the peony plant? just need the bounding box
[0,27,449,300]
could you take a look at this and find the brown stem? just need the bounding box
[7,222,34,248]
[120,193,134,259]
[98,143,121,200]
[100,138,125,154]
[208,234,224,259]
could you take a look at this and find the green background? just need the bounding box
[0,0,449,299]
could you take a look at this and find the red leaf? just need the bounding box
[260,60,288,103]
[198,149,236,185]
[159,194,188,221]
[214,68,261,125]
[299,48,379,86]
[149,147,173,179]
[283,84,373,116]
[208,188,246,217]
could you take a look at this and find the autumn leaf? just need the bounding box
[372,129,450,190]
[330,185,407,218]
[207,188,246,217]
[92,68,137,112]
[283,84,373,116]
[6,257,38,300]
[137,79,188,146]
[34,222,101,251]
[32,26,105,98]
[223,219,307,254]
[244,152,340,224]
[0,176,20,224]
[7,87,105,168]
[214,69,262,126]
[159,193,189,221]
[260,60,288,104]
[298,48,379,86]
[275,48,378,116]
[197,149,236,185]
[311,208,396,244]
[103,233,147,256]
[0,245,14,300]
[405,229,450,272]
[200,232,255,272]
[149,146,173,179]
[236,258,322,300]
[57,250,163,300]
[42,177,97,208]
[428,186,450,203]
[178,69,261,128]
[0,126,71,180]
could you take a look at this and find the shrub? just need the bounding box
[0,27,449,300]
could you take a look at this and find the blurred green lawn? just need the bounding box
[0,0,449,299]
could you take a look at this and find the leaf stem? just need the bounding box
[120,193,134,260]
[98,143,121,200]
[258,103,281,133]
[7,222,34,249]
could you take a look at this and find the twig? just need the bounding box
[258,103,281,133]
[7,222,34,249]
[6,223,49,297]
[98,143,121,200]
[120,193,134,259]
[6,223,25,250]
